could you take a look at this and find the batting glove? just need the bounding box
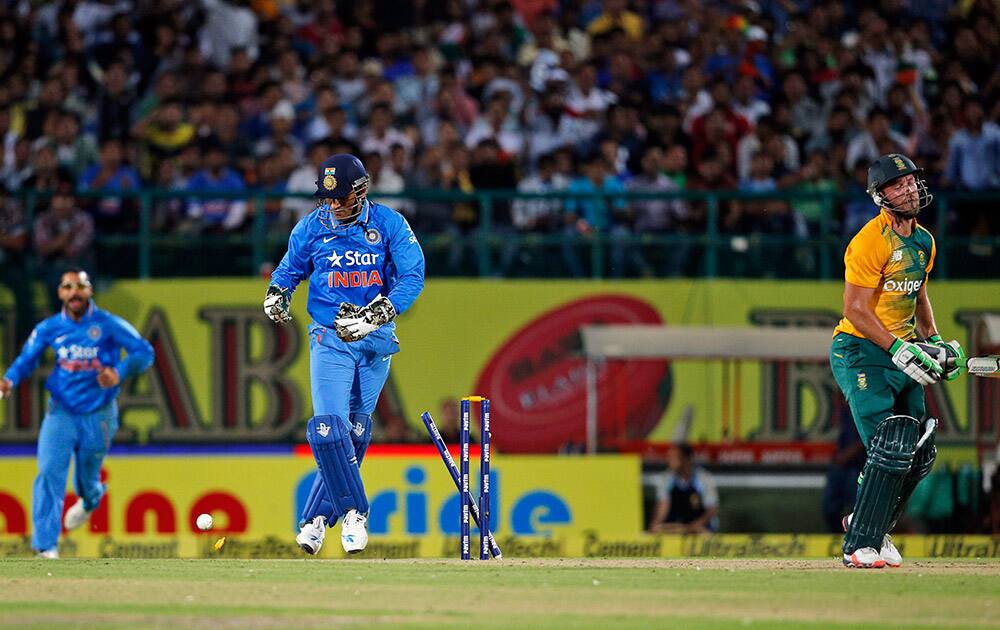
[927,334,965,381]
[890,338,943,386]
[263,285,292,324]
[334,295,396,342]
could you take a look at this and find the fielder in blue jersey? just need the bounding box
[263,153,424,554]
[0,269,154,558]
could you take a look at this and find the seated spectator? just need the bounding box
[359,103,413,159]
[513,152,569,234]
[365,150,405,207]
[78,138,142,232]
[565,62,617,146]
[562,153,626,277]
[212,104,256,181]
[805,106,858,155]
[96,61,135,142]
[468,138,519,275]
[615,145,682,277]
[135,99,195,179]
[253,153,288,230]
[731,74,771,126]
[845,108,908,171]
[0,186,34,342]
[586,0,645,41]
[255,100,303,162]
[646,443,719,534]
[944,98,1000,235]
[733,152,781,232]
[33,181,94,311]
[524,73,577,165]
[285,139,331,223]
[690,104,751,175]
[465,92,525,160]
[150,158,188,232]
[787,150,837,236]
[737,115,799,181]
[23,145,74,201]
[2,138,33,191]
[304,104,358,146]
[51,111,97,178]
[185,142,247,233]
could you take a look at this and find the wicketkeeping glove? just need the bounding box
[333,301,361,340]
[927,334,965,381]
[263,285,292,324]
[333,295,396,342]
[890,338,943,386]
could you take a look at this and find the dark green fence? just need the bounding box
[14,188,1000,280]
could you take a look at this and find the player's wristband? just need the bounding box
[888,338,904,354]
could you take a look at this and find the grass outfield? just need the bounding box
[1,559,999,628]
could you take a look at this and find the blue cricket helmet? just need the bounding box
[313,153,370,230]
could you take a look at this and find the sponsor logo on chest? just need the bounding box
[324,248,384,288]
[56,344,102,372]
[883,278,922,293]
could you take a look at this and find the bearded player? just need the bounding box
[830,154,963,568]
[0,269,154,558]
[263,154,424,554]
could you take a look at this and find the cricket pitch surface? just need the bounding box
[2,558,999,628]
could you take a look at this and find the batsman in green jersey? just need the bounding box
[830,154,964,569]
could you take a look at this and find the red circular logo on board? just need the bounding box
[474,295,671,453]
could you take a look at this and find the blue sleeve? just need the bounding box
[945,136,961,184]
[125,168,142,189]
[3,322,50,386]
[385,214,425,315]
[269,218,313,291]
[78,166,98,189]
[108,315,155,379]
[610,180,627,210]
[564,180,580,215]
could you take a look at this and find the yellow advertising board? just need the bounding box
[2,279,997,453]
[0,453,642,558]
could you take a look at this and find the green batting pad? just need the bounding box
[843,415,919,554]
[888,425,937,531]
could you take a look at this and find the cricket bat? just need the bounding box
[952,355,1000,378]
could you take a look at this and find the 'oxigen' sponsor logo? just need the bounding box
[883,278,923,293]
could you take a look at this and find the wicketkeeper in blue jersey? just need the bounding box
[264,153,425,554]
[0,269,154,558]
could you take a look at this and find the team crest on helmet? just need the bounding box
[323,167,337,191]
[857,372,868,390]
[893,156,907,171]
[365,228,382,245]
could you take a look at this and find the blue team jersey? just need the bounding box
[270,200,425,328]
[4,303,155,414]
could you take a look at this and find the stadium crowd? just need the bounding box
[0,0,999,281]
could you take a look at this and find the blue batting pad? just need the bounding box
[350,412,373,464]
[306,415,369,515]
[300,413,375,525]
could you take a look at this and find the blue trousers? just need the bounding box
[33,400,118,551]
[300,323,395,524]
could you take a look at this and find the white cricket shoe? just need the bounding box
[843,547,886,569]
[63,498,93,531]
[842,514,901,567]
[880,534,902,568]
[36,549,59,559]
[341,509,368,554]
[296,516,326,555]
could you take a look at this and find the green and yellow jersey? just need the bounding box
[834,209,936,341]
